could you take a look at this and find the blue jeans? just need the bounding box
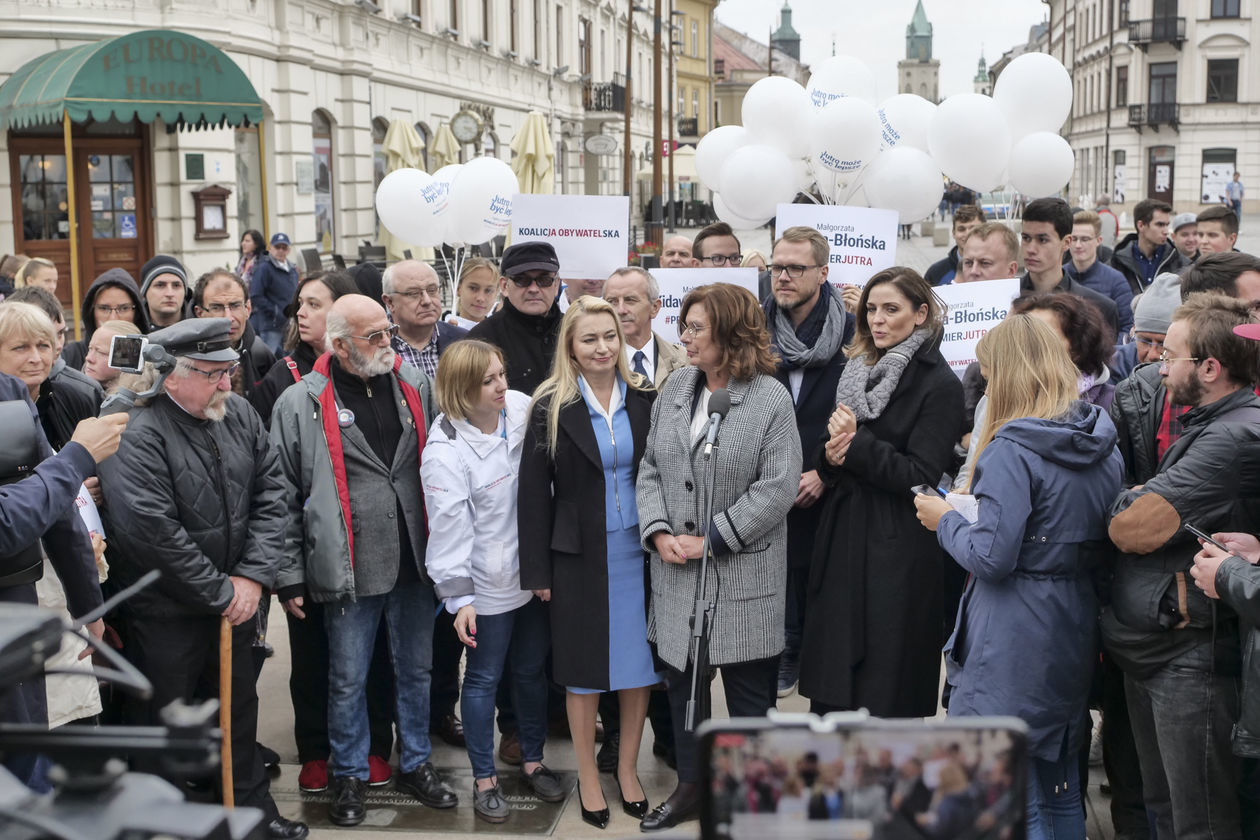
[460,598,549,780]
[256,327,284,355]
[1026,751,1085,840]
[1125,666,1242,839]
[325,581,436,779]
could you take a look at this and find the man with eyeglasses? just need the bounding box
[691,222,742,269]
[1104,293,1260,840]
[383,260,467,380]
[467,242,563,395]
[250,232,300,355]
[1066,210,1134,340]
[98,317,309,840]
[1109,273,1180,382]
[139,254,190,330]
[193,268,275,402]
[60,267,150,370]
[380,259,468,752]
[763,226,854,700]
[271,294,457,826]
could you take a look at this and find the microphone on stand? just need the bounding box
[703,388,730,459]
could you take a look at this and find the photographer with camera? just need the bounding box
[0,366,122,790]
[97,319,308,840]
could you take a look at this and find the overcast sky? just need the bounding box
[714,0,1049,101]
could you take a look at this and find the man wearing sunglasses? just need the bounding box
[98,317,309,840]
[467,241,563,395]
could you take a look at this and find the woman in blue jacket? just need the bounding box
[915,314,1123,840]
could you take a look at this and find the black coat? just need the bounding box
[38,364,103,451]
[517,386,654,690]
[466,298,562,395]
[772,338,851,571]
[798,338,964,716]
[250,342,319,428]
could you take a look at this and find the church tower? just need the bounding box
[771,1,801,62]
[974,53,990,95]
[897,0,939,102]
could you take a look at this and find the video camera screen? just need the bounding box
[701,720,1026,840]
[108,334,147,374]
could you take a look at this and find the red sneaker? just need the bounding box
[368,755,393,787]
[298,759,328,793]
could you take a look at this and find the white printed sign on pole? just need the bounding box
[775,203,899,288]
[511,194,629,279]
[933,278,1021,379]
[648,267,759,338]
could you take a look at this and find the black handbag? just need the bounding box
[0,400,45,588]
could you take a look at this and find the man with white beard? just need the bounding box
[270,295,454,827]
[99,318,308,839]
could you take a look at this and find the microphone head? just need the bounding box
[708,388,731,418]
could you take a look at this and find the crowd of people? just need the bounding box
[0,193,1258,840]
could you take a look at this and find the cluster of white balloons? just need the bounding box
[375,156,520,248]
[695,52,1075,226]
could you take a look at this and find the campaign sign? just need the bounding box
[775,204,899,288]
[648,267,759,339]
[933,278,1021,379]
[511,194,629,280]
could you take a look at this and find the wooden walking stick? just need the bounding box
[219,616,234,808]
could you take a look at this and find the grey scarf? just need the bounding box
[772,289,848,370]
[834,328,931,423]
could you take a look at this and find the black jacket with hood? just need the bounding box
[1109,232,1188,296]
[61,269,150,370]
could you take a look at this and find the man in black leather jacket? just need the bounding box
[98,318,307,840]
[1105,293,1260,840]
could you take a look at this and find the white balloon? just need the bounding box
[863,147,944,224]
[876,94,938,151]
[993,52,1073,137]
[375,168,438,245]
[695,125,750,191]
[713,192,773,229]
[428,164,462,246]
[927,94,1011,192]
[448,157,519,245]
[741,76,815,159]
[718,144,800,222]
[791,158,814,193]
[806,55,878,107]
[1008,132,1075,198]
[811,97,882,182]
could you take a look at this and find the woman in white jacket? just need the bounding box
[421,339,558,824]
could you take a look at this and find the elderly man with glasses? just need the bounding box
[270,294,455,827]
[382,260,467,378]
[467,242,564,395]
[99,317,309,840]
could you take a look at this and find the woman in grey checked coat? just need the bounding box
[635,282,802,832]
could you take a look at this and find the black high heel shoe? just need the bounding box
[578,782,610,830]
[614,773,649,819]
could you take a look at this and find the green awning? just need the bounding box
[0,29,263,131]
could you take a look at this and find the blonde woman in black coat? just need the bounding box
[518,296,657,829]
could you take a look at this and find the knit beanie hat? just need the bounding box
[139,255,188,298]
[1132,271,1181,335]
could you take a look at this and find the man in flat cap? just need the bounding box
[99,318,308,840]
[467,241,564,394]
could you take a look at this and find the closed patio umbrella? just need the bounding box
[510,111,555,194]
[431,122,461,171]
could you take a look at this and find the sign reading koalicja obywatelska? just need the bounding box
[98,33,232,101]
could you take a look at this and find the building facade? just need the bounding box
[711,17,808,134]
[0,0,663,310]
[1043,0,1256,215]
[673,0,717,146]
[898,0,939,103]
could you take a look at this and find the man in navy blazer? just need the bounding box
[762,226,854,698]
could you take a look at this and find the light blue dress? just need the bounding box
[569,376,659,694]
